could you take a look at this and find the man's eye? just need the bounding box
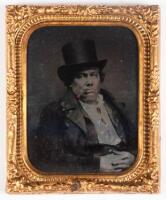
[75,74,83,79]
[91,73,98,77]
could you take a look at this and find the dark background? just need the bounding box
[27,26,138,141]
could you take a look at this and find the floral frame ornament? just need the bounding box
[6,5,160,193]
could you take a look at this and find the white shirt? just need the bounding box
[80,94,121,146]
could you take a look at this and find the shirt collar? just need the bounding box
[79,94,104,109]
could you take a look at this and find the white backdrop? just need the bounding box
[0,0,166,199]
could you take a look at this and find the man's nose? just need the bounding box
[86,76,93,86]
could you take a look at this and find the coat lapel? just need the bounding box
[60,90,88,133]
[104,101,127,143]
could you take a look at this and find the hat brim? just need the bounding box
[58,59,107,83]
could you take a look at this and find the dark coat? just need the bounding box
[30,89,137,173]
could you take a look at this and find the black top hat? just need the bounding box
[57,39,107,84]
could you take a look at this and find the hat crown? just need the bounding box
[58,39,107,84]
[62,39,98,65]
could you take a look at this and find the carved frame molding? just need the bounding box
[6,5,160,193]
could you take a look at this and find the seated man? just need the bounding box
[32,39,137,173]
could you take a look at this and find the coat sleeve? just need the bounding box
[30,102,100,173]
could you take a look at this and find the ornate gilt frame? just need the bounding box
[6,5,160,193]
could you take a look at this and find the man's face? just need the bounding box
[71,68,101,104]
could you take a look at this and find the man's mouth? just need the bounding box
[75,90,96,99]
[84,90,96,95]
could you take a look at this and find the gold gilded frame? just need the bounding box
[6,5,160,193]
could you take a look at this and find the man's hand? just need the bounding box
[100,150,135,172]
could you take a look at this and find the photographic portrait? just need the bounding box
[27,26,138,173]
[7,5,160,193]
